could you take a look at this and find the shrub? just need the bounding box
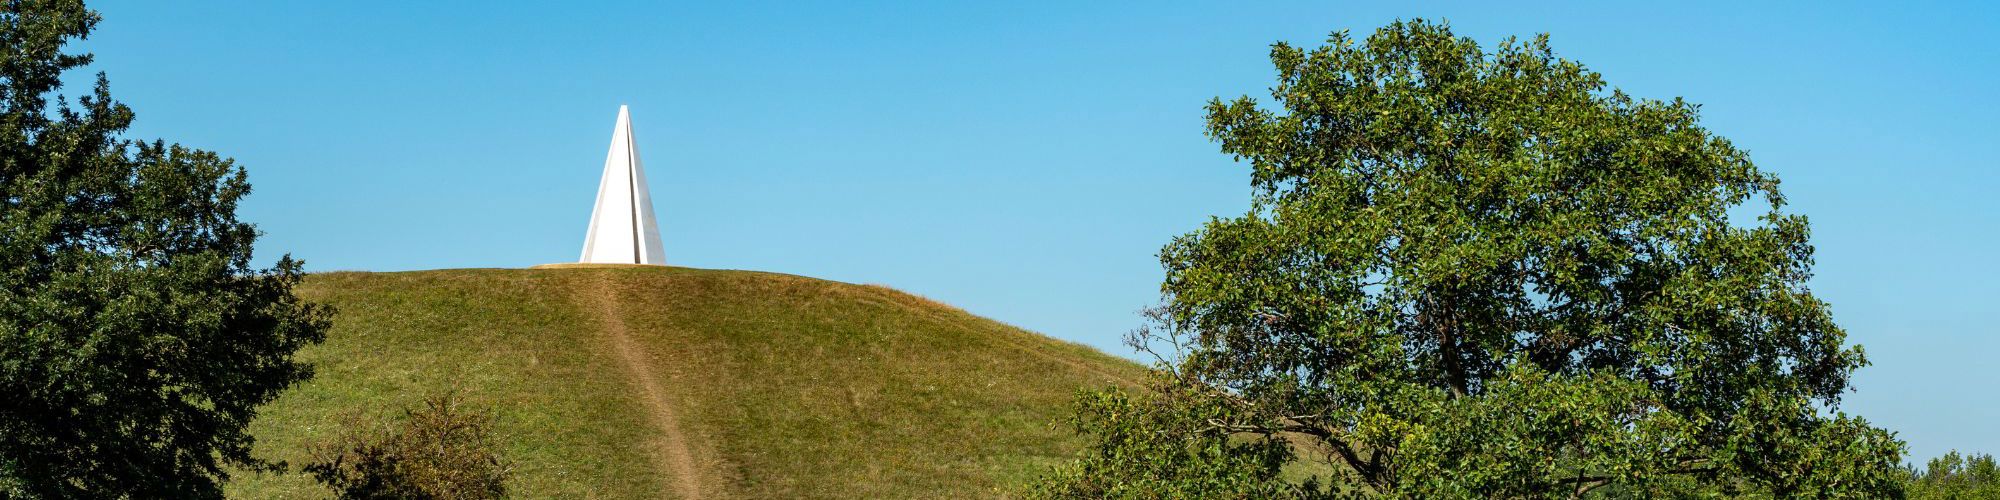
[305,392,511,499]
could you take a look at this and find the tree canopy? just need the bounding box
[0,1,330,497]
[1907,451,2000,499]
[1035,19,1903,498]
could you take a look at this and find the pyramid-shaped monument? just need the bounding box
[579,105,667,265]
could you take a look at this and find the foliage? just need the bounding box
[305,391,512,500]
[1907,451,2000,499]
[1035,19,1904,498]
[0,1,331,497]
[1028,371,1299,499]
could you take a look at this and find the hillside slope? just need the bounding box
[226,267,1143,498]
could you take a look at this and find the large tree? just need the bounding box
[0,1,330,497]
[1035,20,1903,498]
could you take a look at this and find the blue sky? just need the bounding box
[79,2,1995,461]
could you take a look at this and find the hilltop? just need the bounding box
[226,267,1144,498]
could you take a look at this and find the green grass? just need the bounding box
[225,267,1144,499]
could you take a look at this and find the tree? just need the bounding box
[1034,19,1904,498]
[1907,451,2000,499]
[0,1,331,497]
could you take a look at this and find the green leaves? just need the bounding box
[1907,451,2000,498]
[1028,375,1302,500]
[1037,19,1904,498]
[0,2,331,497]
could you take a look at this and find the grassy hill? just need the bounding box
[225,266,1144,498]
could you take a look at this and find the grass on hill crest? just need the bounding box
[227,266,1144,498]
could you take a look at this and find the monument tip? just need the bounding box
[576,105,666,266]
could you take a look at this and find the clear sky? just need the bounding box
[77,2,1996,462]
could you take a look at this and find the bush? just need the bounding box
[305,392,511,499]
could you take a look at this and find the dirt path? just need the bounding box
[585,276,705,499]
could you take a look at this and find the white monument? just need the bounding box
[579,105,667,265]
